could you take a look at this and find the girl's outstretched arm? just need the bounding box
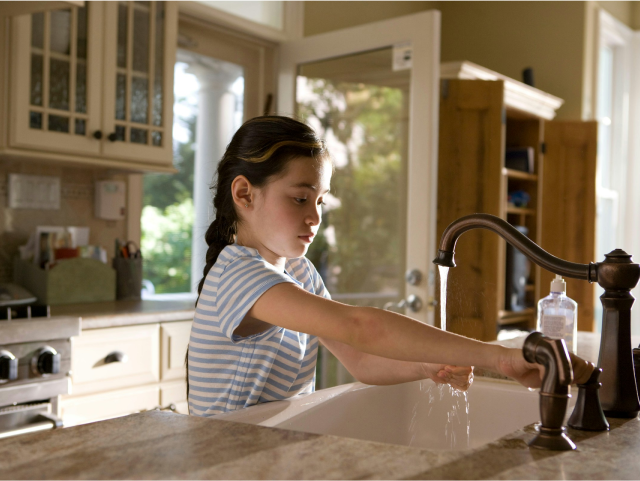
[319,337,473,390]
[245,283,594,387]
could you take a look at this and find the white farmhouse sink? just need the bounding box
[216,377,578,451]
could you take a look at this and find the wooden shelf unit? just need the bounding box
[436,62,598,341]
[503,168,538,181]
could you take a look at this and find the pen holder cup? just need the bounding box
[113,257,142,301]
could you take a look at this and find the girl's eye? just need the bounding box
[318,200,326,206]
[294,198,306,204]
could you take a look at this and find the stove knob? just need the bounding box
[32,347,60,376]
[0,350,17,382]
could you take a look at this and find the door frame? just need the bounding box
[277,11,441,325]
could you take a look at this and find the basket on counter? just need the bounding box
[13,258,116,305]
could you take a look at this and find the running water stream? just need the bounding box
[407,265,471,450]
[438,266,449,332]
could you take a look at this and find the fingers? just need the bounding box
[449,371,474,392]
[437,366,474,392]
[444,365,473,375]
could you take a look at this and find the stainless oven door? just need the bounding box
[0,401,62,439]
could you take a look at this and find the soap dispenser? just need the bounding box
[536,275,578,353]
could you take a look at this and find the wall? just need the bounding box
[303,1,437,36]
[436,1,586,120]
[304,1,639,121]
[595,1,638,28]
[0,159,129,284]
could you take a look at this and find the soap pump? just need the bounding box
[537,275,578,353]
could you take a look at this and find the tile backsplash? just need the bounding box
[0,159,130,284]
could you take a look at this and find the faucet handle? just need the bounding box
[568,367,610,431]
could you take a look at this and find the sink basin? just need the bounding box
[216,377,577,451]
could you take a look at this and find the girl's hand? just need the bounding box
[421,363,474,391]
[496,348,595,388]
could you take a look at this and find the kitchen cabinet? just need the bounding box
[6,1,177,172]
[160,320,191,381]
[61,319,191,427]
[69,323,160,396]
[60,384,160,428]
[436,61,597,341]
[0,2,85,18]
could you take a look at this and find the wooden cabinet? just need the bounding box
[436,62,597,341]
[61,318,192,426]
[6,1,177,172]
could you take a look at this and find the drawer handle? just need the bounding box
[104,351,128,364]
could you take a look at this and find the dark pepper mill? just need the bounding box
[568,367,609,431]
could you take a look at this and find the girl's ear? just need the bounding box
[231,175,254,209]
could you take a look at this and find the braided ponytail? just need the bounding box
[196,216,235,297]
[186,115,330,405]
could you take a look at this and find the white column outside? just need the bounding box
[188,61,243,291]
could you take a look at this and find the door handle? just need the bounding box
[383,294,423,313]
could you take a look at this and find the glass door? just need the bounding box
[278,12,441,387]
[298,48,410,312]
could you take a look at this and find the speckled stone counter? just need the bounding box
[50,299,195,329]
[0,410,638,480]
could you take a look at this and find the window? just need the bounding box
[140,50,243,299]
[593,9,634,332]
[196,1,284,30]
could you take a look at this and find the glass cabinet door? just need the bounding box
[10,4,103,155]
[101,1,176,165]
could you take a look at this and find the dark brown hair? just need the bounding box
[186,115,329,405]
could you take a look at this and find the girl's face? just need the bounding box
[248,156,332,264]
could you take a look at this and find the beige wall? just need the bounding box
[437,1,586,120]
[595,1,638,28]
[0,160,129,284]
[303,1,639,120]
[303,1,437,36]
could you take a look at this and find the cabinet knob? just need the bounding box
[93,130,103,140]
[107,132,118,142]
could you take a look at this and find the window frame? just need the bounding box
[177,1,303,42]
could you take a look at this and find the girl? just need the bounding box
[187,116,593,417]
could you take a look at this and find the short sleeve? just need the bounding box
[217,256,296,342]
[308,260,331,300]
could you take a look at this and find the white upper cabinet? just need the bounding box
[9,1,177,171]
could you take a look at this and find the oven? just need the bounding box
[0,305,80,439]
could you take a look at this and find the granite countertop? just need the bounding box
[50,299,195,329]
[1,409,638,480]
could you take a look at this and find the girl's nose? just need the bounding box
[306,205,321,226]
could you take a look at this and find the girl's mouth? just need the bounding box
[298,235,314,243]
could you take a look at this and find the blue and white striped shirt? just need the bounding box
[188,243,330,416]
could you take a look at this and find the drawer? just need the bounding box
[160,320,192,381]
[61,384,159,427]
[160,380,188,415]
[71,324,159,396]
